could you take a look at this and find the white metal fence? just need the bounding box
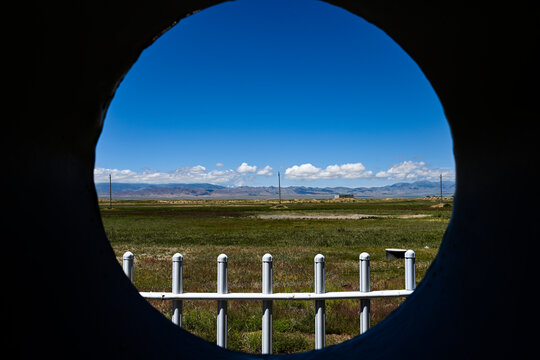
[122,250,416,354]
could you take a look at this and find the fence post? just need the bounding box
[123,251,134,283]
[172,253,183,327]
[359,252,370,334]
[262,253,273,354]
[405,250,416,290]
[314,254,325,350]
[217,254,228,348]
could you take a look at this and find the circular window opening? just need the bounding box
[95,0,454,354]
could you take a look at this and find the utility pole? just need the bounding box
[278,172,282,204]
[439,174,443,204]
[109,174,112,209]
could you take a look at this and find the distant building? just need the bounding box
[334,194,354,199]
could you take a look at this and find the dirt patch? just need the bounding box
[256,214,430,220]
[270,204,289,209]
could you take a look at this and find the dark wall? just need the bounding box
[9,1,536,359]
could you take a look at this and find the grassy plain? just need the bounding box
[99,198,452,353]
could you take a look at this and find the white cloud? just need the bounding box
[216,162,224,167]
[322,163,372,179]
[236,162,257,173]
[375,161,455,181]
[95,160,455,186]
[257,165,273,176]
[171,166,239,183]
[285,163,322,180]
[94,166,240,185]
[284,163,372,180]
[95,162,276,185]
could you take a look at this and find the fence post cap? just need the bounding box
[262,253,273,262]
[217,253,228,262]
[405,249,416,258]
[123,251,134,260]
[172,253,183,262]
[359,252,370,261]
[314,254,325,263]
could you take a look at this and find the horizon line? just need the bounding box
[94,179,455,188]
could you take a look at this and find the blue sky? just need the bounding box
[95,0,455,187]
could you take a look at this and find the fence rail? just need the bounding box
[138,289,414,300]
[122,250,416,353]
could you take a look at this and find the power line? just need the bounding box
[109,174,112,209]
[278,172,282,204]
[440,173,443,204]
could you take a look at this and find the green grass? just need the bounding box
[100,198,451,353]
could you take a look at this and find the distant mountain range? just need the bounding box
[95,180,455,200]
